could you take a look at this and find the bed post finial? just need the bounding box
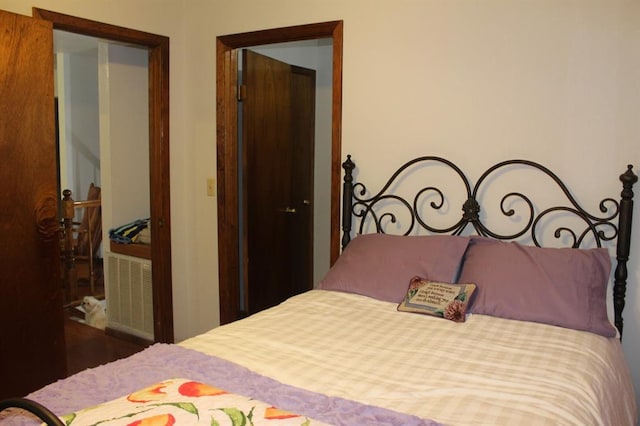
[342,155,355,250]
[614,164,637,340]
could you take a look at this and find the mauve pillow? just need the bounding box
[458,237,616,337]
[319,233,470,303]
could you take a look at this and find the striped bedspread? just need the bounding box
[181,289,637,426]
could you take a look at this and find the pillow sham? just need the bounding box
[319,233,469,303]
[397,276,476,322]
[457,237,616,337]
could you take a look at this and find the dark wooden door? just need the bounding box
[289,65,315,304]
[0,9,66,398]
[242,49,315,315]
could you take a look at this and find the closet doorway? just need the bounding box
[216,21,343,324]
[35,8,174,343]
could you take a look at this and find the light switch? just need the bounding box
[207,178,216,197]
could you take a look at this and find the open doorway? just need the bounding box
[54,29,152,340]
[34,8,174,344]
[216,21,343,324]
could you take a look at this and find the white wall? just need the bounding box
[1,0,639,413]
[56,47,100,200]
[101,42,150,227]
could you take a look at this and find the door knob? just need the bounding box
[279,207,297,214]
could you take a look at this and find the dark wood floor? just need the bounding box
[64,313,148,376]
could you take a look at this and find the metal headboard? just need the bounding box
[341,155,637,338]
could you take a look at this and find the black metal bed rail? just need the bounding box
[0,397,63,425]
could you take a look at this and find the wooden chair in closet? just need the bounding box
[60,183,102,306]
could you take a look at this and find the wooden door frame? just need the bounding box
[217,21,343,325]
[32,8,174,343]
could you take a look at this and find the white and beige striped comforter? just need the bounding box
[180,290,637,426]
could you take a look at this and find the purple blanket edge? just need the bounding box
[0,343,440,426]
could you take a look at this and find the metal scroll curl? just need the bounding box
[345,155,472,238]
[469,160,621,248]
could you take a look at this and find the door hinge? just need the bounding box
[237,84,247,102]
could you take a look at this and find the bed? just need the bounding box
[1,156,637,426]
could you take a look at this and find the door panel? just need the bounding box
[0,9,66,398]
[242,50,315,315]
[289,65,315,299]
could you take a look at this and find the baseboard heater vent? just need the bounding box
[105,251,153,341]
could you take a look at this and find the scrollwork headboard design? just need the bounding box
[341,155,637,338]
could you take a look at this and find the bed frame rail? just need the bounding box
[341,155,637,338]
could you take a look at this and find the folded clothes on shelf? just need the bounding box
[109,218,150,244]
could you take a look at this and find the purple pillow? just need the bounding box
[458,237,616,337]
[319,234,470,303]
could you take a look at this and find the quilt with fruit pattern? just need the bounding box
[58,378,327,426]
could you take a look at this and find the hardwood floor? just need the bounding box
[64,314,148,376]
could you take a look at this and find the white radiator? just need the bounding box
[105,252,154,340]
